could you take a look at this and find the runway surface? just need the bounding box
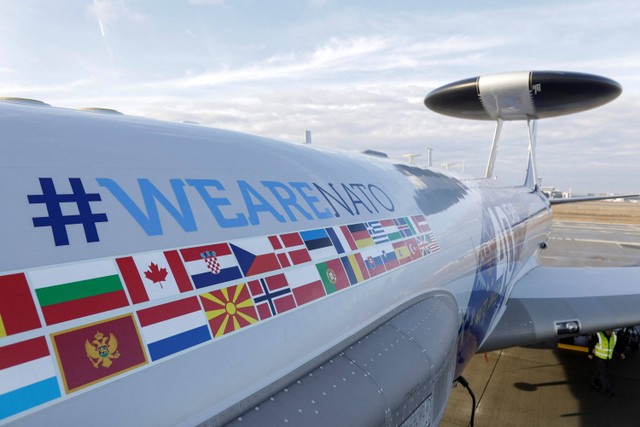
[441,219,640,427]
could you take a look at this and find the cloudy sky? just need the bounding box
[1,0,638,194]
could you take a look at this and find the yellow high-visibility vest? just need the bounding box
[594,332,617,360]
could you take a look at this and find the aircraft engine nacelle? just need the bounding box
[424,71,622,121]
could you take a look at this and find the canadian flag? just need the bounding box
[116,250,193,304]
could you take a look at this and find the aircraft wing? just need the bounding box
[479,266,640,352]
[548,194,639,205]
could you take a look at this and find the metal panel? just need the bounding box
[224,293,458,427]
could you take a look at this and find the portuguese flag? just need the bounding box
[28,259,129,325]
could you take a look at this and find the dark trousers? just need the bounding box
[593,357,612,390]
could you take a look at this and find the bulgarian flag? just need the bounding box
[28,259,129,325]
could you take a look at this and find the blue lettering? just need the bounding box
[261,181,313,222]
[96,178,197,236]
[341,183,372,215]
[313,183,354,217]
[237,180,285,225]
[350,183,379,213]
[186,179,249,228]
[290,182,334,219]
[369,184,395,212]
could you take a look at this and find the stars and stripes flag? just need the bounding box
[426,232,441,252]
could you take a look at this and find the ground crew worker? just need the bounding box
[588,329,625,397]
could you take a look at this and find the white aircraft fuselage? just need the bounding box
[0,99,552,426]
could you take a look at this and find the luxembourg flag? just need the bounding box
[0,337,61,420]
[136,297,211,361]
[117,250,193,304]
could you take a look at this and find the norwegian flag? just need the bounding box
[248,273,297,320]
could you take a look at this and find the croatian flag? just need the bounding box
[180,242,243,289]
[137,297,211,361]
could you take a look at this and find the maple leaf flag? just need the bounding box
[144,263,169,288]
[117,251,193,304]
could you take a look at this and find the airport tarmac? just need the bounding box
[441,214,640,427]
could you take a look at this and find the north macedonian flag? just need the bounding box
[28,259,129,325]
[51,314,147,393]
[200,283,258,338]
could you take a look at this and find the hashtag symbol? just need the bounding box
[27,178,108,246]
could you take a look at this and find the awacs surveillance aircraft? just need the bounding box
[1,71,638,426]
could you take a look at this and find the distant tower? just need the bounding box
[305,130,312,144]
[426,147,433,167]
